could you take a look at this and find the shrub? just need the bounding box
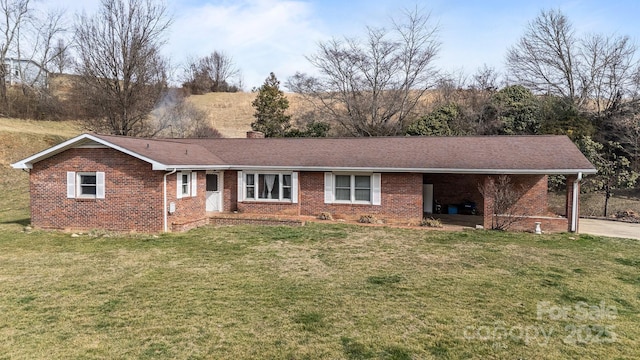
[420,217,443,228]
[358,214,377,224]
[317,212,333,220]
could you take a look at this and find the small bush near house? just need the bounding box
[358,214,377,223]
[421,217,443,228]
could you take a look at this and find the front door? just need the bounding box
[206,172,222,212]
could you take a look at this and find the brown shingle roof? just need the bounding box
[93,134,596,174]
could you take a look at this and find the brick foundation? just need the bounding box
[209,216,304,226]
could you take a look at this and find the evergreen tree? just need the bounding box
[251,72,291,137]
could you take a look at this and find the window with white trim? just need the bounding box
[78,173,97,197]
[242,172,294,202]
[176,171,197,199]
[181,173,190,196]
[334,174,371,203]
[66,171,105,199]
[324,172,381,205]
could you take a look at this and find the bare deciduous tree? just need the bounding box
[478,175,528,230]
[471,64,499,92]
[0,0,30,103]
[19,8,66,88]
[50,38,70,74]
[287,7,440,136]
[581,34,639,115]
[507,9,640,115]
[506,9,582,106]
[182,51,240,94]
[0,0,67,118]
[74,0,171,136]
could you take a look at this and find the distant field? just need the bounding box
[187,92,310,138]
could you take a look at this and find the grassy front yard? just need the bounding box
[0,224,638,359]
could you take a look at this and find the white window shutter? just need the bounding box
[237,171,243,201]
[96,172,105,199]
[291,172,299,203]
[191,171,197,197]
[324,172,333,204]
[66,171,75,198]
[372,173,381,205]
[176,171,183,199]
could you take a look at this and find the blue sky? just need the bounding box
[46,0,640,90]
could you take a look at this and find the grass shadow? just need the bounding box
[0,217,30,226]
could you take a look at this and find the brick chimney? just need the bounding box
[246,131,265,139]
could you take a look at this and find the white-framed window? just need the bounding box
[176,171,197,199]
[78,172,97,197]
[324,172,381,205]
[237,171,298,203]
[66,171,105,199]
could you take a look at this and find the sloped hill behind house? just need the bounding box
[0,118,82,228]
[186,91,310,138]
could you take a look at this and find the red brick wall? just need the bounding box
[30,148,164,232]
[511,175,550,216]
[223,171,238,212]
[481,174,570,232]
[300,172,423,221]
[166,170,207,229]
[238,201,300,216]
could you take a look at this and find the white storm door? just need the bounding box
[206,172,222,212]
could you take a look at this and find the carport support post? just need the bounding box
[565,175,580,232]
[482,176,495,230]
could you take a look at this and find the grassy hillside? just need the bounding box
[0,118,81,230]
[187,92,310,138]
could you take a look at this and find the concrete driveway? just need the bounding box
[579,218,640,240]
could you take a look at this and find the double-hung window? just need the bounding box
[324,173,381,205]
[177,171,197,199]
[66,171,105,199]
[78,173,97,197]
[239,172,297,203]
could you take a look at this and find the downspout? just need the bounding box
[163,169,177,232]
[571,172,583,232]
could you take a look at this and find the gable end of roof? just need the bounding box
[10,133,168,170]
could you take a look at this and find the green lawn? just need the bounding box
[0,223,638,359]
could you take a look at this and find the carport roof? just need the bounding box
[12,133,597,175]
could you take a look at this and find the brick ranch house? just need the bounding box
[11,133,596,233]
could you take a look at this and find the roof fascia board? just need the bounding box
[11,134,167,170]
[228,165,597,175]
[161,164,597,175]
